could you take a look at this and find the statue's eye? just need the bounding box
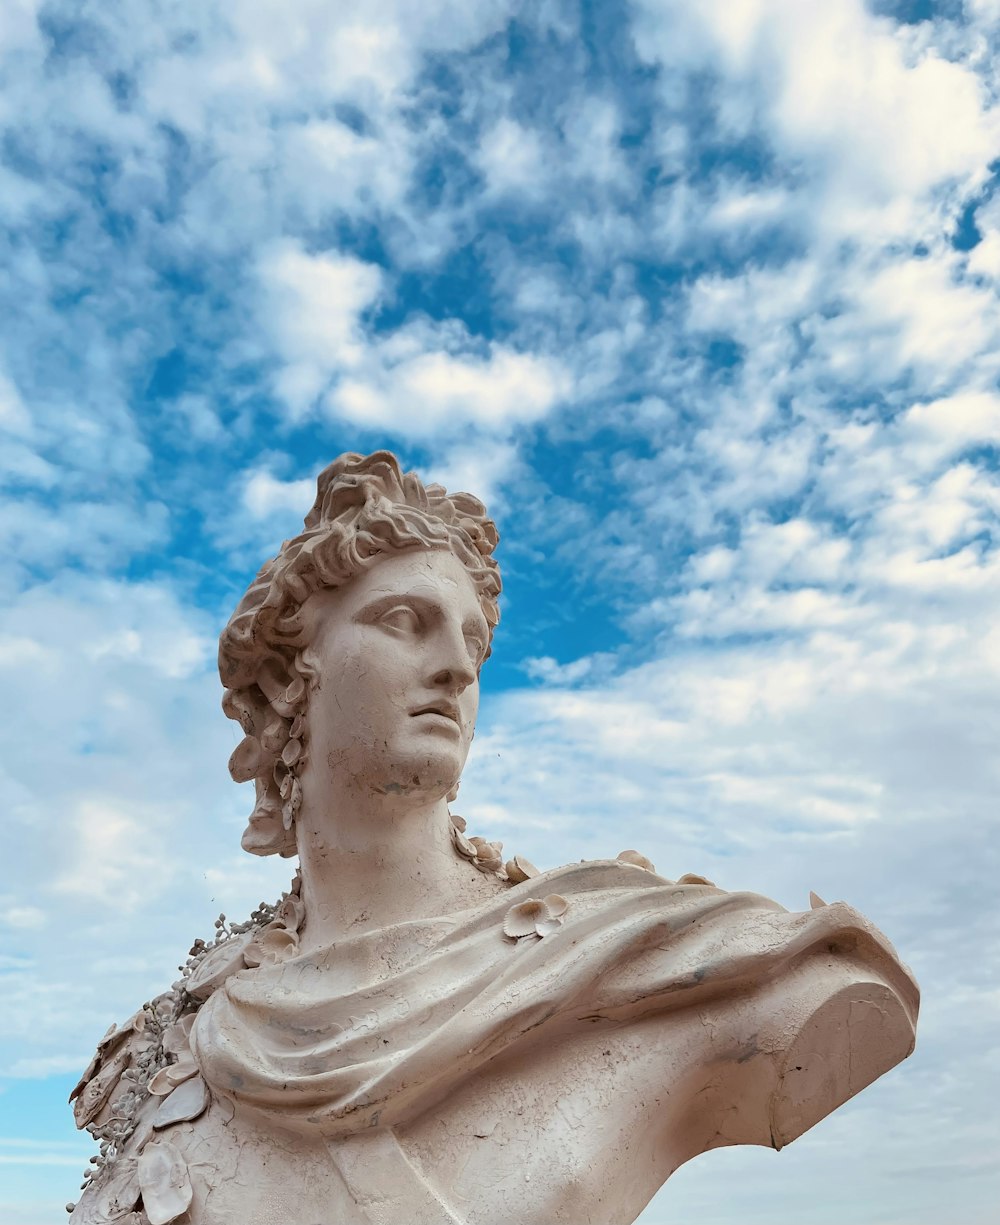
[465,633,487,664]
[379,605,421,634]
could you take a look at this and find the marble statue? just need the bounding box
[67,451,919,1225]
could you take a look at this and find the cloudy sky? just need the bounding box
[2,0,999,1221]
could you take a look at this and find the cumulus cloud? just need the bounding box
[420,440,521,510]
[257,241,384,408]
[2,0,999,1221]
[332,338,568,434]
[811,250,1000,389]
[242,468,315,519]
[0,573,292,1097]
[255,239,569,435]
[476,117,550,197]
[633,0,997,238]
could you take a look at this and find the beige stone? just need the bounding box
[68,451,918,1224]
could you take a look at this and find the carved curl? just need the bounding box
[218,451,502,857]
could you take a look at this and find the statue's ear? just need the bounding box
[255,656,294,704]
[297,647,321,689]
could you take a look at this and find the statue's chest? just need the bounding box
[396,1012,716,1225]
[161,1012,708,1225]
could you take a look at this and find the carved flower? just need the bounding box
[503,894,569,940]
[147,1060,197,1097]
[469,836,503,873]
[617,849,656,872]
[453,826,477,859]
[504,854,540,884]
[274,893,304,932]
[676,872,716,886]
[243,923,298,966]
[450,814,505,874]
[184,929,255,1001]
[161,1015,194,1059]
[450,813,477,859]
[147,1016,197,1097]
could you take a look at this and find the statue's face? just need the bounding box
[300,548,488,802]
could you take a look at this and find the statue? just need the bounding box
[67,451,919,1225]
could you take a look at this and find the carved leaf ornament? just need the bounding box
[137,1140,193,1225]
[151,1075,209,1130]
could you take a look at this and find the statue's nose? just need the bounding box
[428,621,477,693]
[431,660,476,693]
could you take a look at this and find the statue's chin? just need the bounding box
[371,770,462,803]
[361,746,465,805]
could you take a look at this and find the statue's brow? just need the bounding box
[356,592,488,642]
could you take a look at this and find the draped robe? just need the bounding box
[177,861,918,1224]
[70,861,918,1225]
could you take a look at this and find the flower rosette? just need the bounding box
[502,894,569,939]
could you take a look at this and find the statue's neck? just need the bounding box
[294,788,502,954]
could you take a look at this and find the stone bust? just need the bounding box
[67,451,919,1225]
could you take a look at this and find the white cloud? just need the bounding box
[811,251,1000,388]
[633,0,997,240]
[0,369,30,433]
[421,440,519,509]
[762,3,992,198]
[686,258,819,344]
[1,2,998,1221]
[704,183,793,233]
[0,572,292,1092]
[333,339,568,435]
[901,391,1000,461]
[51,800,174,910]
[279,118,411,225]
[967,228,1000,280]
[522,655,598,685]
[243,469,315,520]
[0,0,41,56]
[0,904,45,929]
[561,97,626,186]
[5,1055,92,1079]
[477,118,549,196]
[257,240,384,416]
[0,499,170,581]
[170,395,223,442]
[256,241,568,435]
[0,441,58,489]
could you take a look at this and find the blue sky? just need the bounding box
[2,0,999,1221]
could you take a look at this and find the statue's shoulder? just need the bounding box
[67,890,305,1223]
[67,925,250,1139]
[67,990,195,1224]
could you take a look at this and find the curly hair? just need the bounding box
[219,451,502,857]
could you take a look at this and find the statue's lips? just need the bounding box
[410,703,460,728]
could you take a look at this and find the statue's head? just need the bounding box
[219,451,501,857]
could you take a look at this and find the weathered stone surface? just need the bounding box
[69,452,918,1225]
